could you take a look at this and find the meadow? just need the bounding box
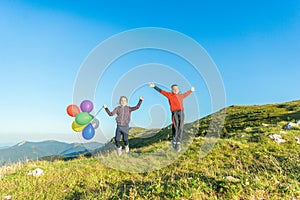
[1,100,300,199]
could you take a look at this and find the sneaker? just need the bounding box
[171,140,176,149]
[116,147,122,156]
[125,145,129,153]
[175,143,181,152]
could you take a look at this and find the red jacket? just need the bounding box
[159,89,192,112]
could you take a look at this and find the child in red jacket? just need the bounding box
[149,83,194,152]
[103,96,143,156]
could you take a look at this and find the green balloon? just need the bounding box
[75,112,93,125]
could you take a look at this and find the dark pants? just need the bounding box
[172,110,184,143]
[115,125,129,148]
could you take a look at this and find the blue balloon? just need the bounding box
[82,123,95,140]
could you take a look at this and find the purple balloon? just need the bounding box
[80,100,94,113]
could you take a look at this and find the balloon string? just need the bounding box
[94,107,103,118]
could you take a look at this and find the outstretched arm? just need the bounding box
[149,82,161,92]
[103,104,117,116]
[182,87,195,98]
[149,82,170,98]
[130,97,143,111]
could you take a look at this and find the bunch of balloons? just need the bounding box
[66,100,99,140]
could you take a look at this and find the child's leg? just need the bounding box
[115,126,122,148]
[172,111,180,143]
[177,111,184,142]
[120,126,129,146]
[172,112,177,141]
[120,126,130,153]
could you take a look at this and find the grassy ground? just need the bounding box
[1,100,300,199]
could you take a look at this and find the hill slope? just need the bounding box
[0,100,300,199]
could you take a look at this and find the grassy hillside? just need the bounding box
[197,100,300,137]
[1,100,300,199]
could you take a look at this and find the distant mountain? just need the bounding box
[0,140,103,166]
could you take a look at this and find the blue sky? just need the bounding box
[0,0,299,145]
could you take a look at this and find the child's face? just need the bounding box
[120,97,128,106]
[172,86,179,94]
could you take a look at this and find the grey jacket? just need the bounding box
[105,99,142,126]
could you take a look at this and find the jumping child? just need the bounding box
[103,96,143,156]
[149,83,194,152]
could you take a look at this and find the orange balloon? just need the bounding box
[66,104,80,117]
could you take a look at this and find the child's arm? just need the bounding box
[182,87,195,98]
[130,97,143,111]
[103,104,117,116]
[149,82,170,98]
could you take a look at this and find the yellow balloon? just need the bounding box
[72,121,87,132]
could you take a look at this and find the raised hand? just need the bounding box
[149,82,155,88]
[140,96,144,100]
[191,87,195,92]
[102,104,107,108]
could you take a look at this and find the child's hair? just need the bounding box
[171,84,178,89]
[119,96,128,103]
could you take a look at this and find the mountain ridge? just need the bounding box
[0,140,103,166]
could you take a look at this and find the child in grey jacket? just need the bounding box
[103,96,143,156]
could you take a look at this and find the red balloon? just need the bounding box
[66,104,80,117]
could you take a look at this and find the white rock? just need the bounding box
[268,134,286,144]
[27,168,44,177]
[3,195,12,200]
[225,176,240,182]
[295,137,300,145]
[262,123,269,127]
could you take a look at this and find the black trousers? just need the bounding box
[172,110,184,143]
[115,125,129,148]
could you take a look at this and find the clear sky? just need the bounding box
[0,0,299,146]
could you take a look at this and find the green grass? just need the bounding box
[1,100,300,199]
